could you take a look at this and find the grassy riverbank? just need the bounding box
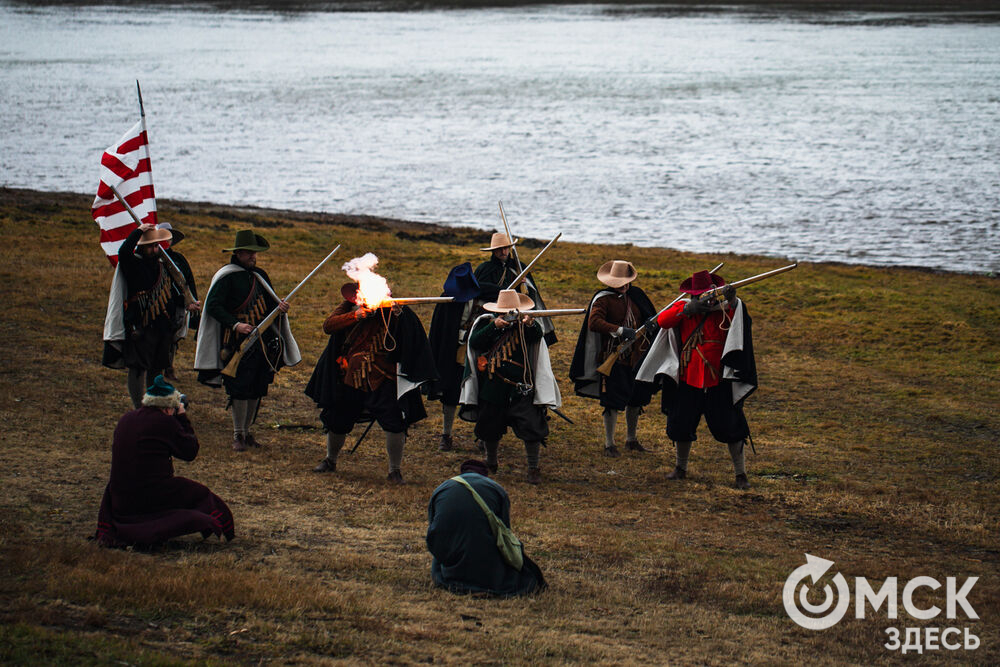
[0,186,997,664]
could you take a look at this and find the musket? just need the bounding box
[496,308,586,323]
[696,262,798,301]
[596,261,725,377]
[506,232,561,290]
[373,296,454,307]
[221,243,341,377]
[110,184,198,307]
[498,200,523,270]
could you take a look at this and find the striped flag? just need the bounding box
[92,118,158,266]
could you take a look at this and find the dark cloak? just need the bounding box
[425,299,468,404]
[95,408,234,548]
[426,472,546,597]
[304,305,437,429]
[569,285,657,399]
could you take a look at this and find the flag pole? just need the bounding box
[135,80,158,226]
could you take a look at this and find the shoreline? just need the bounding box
[5,186,992,278]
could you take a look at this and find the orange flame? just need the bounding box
[342,253,391,308]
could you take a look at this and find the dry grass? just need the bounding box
[0,186,998,665]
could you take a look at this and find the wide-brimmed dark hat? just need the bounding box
[157,222,184,245]
[223,229,270,253]
[679,270,726,295]
[442,262,480,303]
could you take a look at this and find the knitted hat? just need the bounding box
[142,374,182,409]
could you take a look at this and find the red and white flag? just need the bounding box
[92,119,158,266]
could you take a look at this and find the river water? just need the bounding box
[1,3,998,273]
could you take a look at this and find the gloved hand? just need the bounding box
[643,315,660,332]
[619,326,637,342]
[722,285,737,303]
[682,297,712,317]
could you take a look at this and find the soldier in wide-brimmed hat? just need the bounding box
[156,222,201,381]
[636,270,757,490]
[458,289,562,484]
[569,260,658,457]
[426,262,484,452]
[474,231,557,346]
[103,223,188,408]
[194,229,301,452]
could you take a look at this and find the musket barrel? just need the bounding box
[500,308,585,317]
[381,296,454,305]
[506,232,561,290]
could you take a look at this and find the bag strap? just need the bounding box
[450,476,504,536]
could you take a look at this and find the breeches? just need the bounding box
[666,382,749,444]
[223,333,282,400]
[123,325,172,373]
[600,362,654,411]
[321,381,405,434]
[475,393,549,443]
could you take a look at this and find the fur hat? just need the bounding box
[142,374,182,409]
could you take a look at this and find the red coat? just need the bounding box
[656,300,736,389]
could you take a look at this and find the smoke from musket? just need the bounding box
[342,253,391,307]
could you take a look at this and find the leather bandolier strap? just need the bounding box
[339,313,396,392]
[221,276,269,356]
[679,314,722,381]
[478,325,533,389]
[127,267,172,328]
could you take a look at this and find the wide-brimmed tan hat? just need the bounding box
[483,289,534,313]
[597,260,638,288]
[136,226,172,246]
[479,232,518,251]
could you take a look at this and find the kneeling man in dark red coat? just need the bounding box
[95,375,234,548]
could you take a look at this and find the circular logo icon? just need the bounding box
[783,554,851,630]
